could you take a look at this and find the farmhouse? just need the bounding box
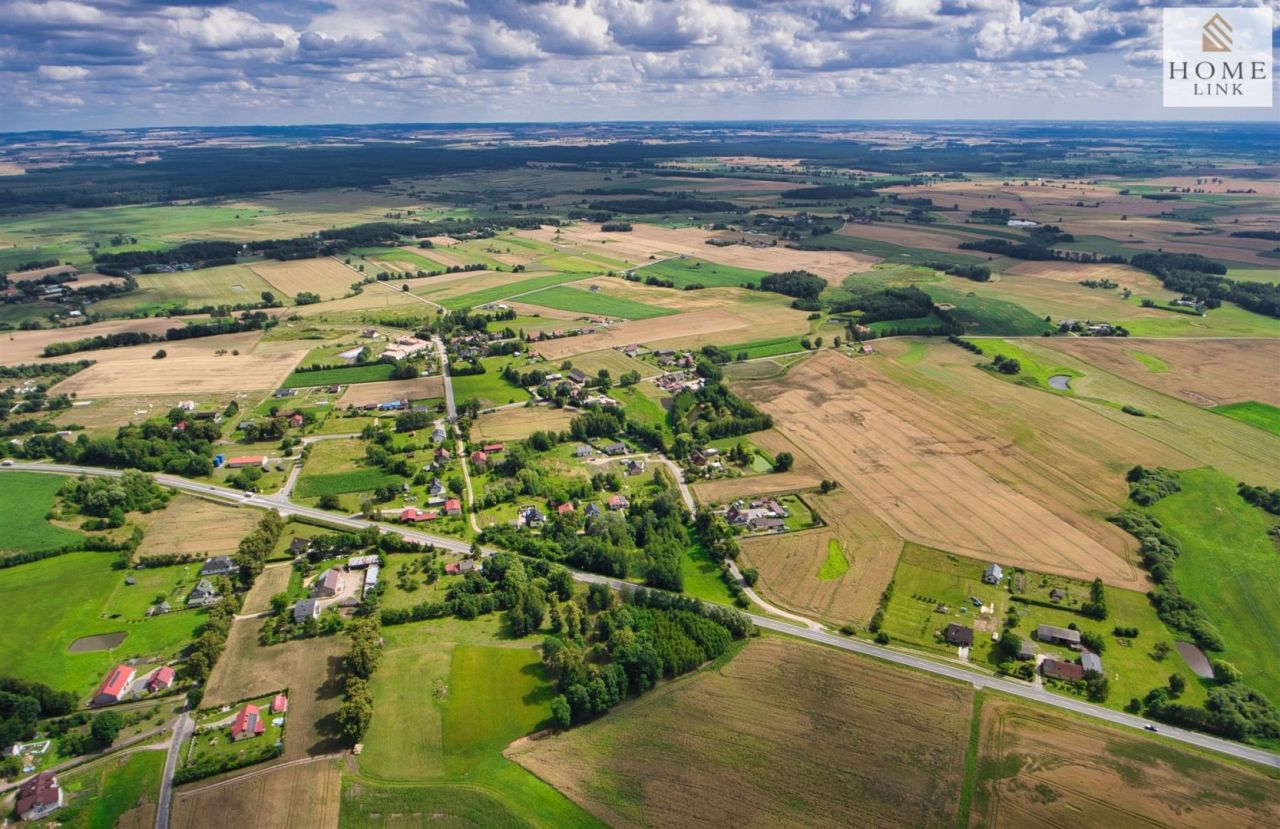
[1081,651,1104,674]
[147,666,175,692]
[943,623,974,647]
[199,556,237,577]
[584,502,602,518]
[982,563,1004,585]
[293,598,320,623]
[574,444,594,458]
[187,578,220,608]
[444,560,482,576]
[624,459,646,476]
[230,704,265,741]
[521,506,546,526]
[1036,624,1082,648]
[470,450,488,470]
[608,494,629,511]
[568,367,590,385]
[16,772,63,821]
[604,442,628,456]
[1040,659,1086,682]
[444,499,462,516]
[272,694,288,714]
[91,665,136,707]
[747,516,785,533]
[312,568,342,598]
[224,455,268,469]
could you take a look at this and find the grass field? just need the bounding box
[1148,468,1280,707]
[0,471,84,554]
[722,335,807,359]
[0,552,204,694]
[817,538,849,580]
[91,264,275,315]
[282,364,396,388]
[510,636,973,829]
[969,695,1280,827]
[636,256,767,289]
[57,750,165,829]
[366,248,449,271]
[928,286,1055,336]
[1133,350,1171,372]
[1212,400,1280,436]
[680,539,736,604]
[969,338,1083,394]
[452,363,532,408]
[518,286,675,320]
[296,469,400,498]
[437,272,588,310]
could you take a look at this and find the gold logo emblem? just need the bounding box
[1202,13,1233,52]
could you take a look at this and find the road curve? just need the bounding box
[3,462,1277,771]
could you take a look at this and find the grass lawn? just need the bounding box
[636,257,767,289]
[1148,468,1280,707]
[613,384,670,434]
[185,692,285,769]
[681,539,735,604]
[282,363,396,388]
[818,539,849,581]
[0,472,84,554]
[56,750,165,829]
[452,361,532,408]
[518,286,675,320]
[1211,401,1280,437]
[437,272,587,310]
[442,645,556,772]
[296,469,401,498]
[0,552,204,694]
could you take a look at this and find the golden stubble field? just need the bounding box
[171,759,341,829]
[135,496,261,558]
[969,697,1280,828]
[336,376,445,408]
[509,637,973,829]
[471,406,575,442]
[250,258,360,301]
[738,350,1150,589]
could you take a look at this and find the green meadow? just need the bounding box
[57,751,165,829]
[637,256,767,289]
[282,363,397,388]
[437,272,588,310]
[1211,401,1280,437]
[0,472,85,554]
[517,286,675,320]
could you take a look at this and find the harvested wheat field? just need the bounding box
[288,288,424,317]
[970,696,1280,828]
[135,496,260,558]
[531,309,751,360]
[691,429,826,505]
[472,406,575,442]
[1043,337,1280,408]
[171,758,341,829]
[203,617,346,761]
[740,350,1146,589]
[49,334,304,397]
[250,258,360,300]
[510,637,972,829]
[1,317,180,364]
[741,487,903,625]
[241,563,294,615]
[834,222,975,254]
[1003,260,1166,291]
[337,376,445,408]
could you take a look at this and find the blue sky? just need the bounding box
[2,0,1276,130]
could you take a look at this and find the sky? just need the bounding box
[2,0,1277,130]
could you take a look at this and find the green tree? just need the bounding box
[774,452,794,472]
[90,711,125,746]
[337,678,374,742]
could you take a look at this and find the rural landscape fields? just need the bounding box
[0,120,1278,827]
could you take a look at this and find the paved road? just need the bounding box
[4,462,1278,771]
[155,710,194,829]
[434,335,456,421]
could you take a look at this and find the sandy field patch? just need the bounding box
[49,332,304,397]
[250,258,360,300]
[1,317,181,364]
[135,496,260,558]
[741,350,1147,589]
[529,309,751,359]
[203,616,346,761]
[336,376,445,407]
[1042,338,1280,408]
[969,697,1280,828]
[471,406,575,442]
[510,637,972,829]
[171,759,341,829]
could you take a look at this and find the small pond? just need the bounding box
[68,632,126,652]
[1175,641,1215,679]
[1048,374,1072,391]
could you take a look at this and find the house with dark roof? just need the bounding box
[91,665,136,707]
[943,623,974,647]
[187,578,220,608]
[312,568,342,598]
[604,442,628,455]
[16,772,63,821]
[574,444,594,458]
[584,502,602,518]
[230,704,265,741]
[568,367,590,385]
[1036,624,1082,648]
[288,537,310,556]
[521,505,546,526]
[1040,659,1085,682]
[982,563,1004,585]
[199,556,237,577]
[294,598,320,623]
[1081,652,1104,674]
[747,516,785,533]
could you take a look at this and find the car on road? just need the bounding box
[0,459,13,466]
[1144,724,1158,732]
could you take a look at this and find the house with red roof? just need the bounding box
[444,499,462,516]
[224,455,267,469]
[469,450,488,470]
[482,443,505,454]
[557,502,575,515]
[91,665,135,706]
[400,507,438,523]
[147,666,175,692]
[288,413,304,428]
[272,694,288,714]
[16,772,63,821]
[607,494,629,511]
[230,704,265,741]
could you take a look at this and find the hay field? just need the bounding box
[834,222,975,254]
[337,376,445,408]
[1041,337,1280,408]
[49,333,304,397]
[516,223,878,281]
[1003,260,1166,290]
[135,496,259,558]
[251,258,360,300]
[1,317,179,364]
[969,697,1280,828]
[510,637,972,829]
[740,350,1148,589]
[564,349,654,378]
[740,488,904,625]
[171,759,341,829]
[471,407,575,442]
[203,616,346,761]
[92,265,274,315]
[530,309,750,359]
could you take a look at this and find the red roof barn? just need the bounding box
[91,665,136,706]
[482,443,505,453]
